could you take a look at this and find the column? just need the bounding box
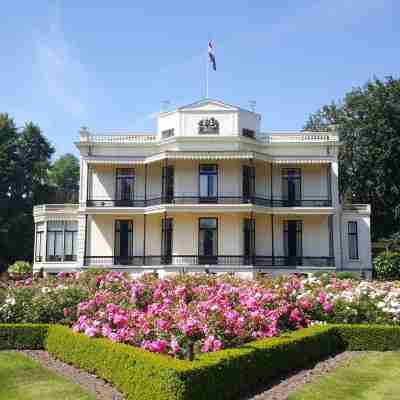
[77,214,88,268]
[330,160,342,270]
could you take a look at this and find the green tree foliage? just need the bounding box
[304,77,400,240]
[0,115,54,270]
[49,153,79,193]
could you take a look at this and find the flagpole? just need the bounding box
[206,48,209,98]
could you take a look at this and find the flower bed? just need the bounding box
[2,323,400,400]
[2,271,400,358]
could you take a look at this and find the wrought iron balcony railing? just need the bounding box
[84,255,334,269]
[86,196,332,208]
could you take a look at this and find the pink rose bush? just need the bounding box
[71,272,341,358]
[3,270,400,358]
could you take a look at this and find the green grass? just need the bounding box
[0,351,95,400]
[289,352,400,400]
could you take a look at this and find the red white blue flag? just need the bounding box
[208,40,216,71]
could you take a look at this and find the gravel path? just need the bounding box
[19,350,363,400]
[20,350,125,400]
[244,351,364,400]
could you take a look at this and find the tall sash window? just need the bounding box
[116,169,135,206]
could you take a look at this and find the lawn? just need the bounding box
[0,351,94,400]
[289,352,400,400]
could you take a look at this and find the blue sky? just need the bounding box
[1,1,399,157]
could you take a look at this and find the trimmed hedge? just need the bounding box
[2,323,400,400]
[45,325,342,400]
[0,323,48,350]
[334,324,400,351]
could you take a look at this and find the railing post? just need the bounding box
[143,214,147,266]
[271,214,275,267]
[144,163,148,207]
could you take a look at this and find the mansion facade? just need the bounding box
[33,99,372,277]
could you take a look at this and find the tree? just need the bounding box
[304,77,400,240]
[49,153,80,192]
[0,118,54,270]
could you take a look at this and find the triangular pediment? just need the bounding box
[178,99,238,112]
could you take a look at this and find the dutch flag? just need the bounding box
[208,40,216,71]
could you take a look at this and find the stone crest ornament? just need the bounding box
[198,117,219,134]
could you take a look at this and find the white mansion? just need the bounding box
[33,99,372,277]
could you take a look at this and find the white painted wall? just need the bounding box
[341,213,372,272]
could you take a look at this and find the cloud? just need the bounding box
[33,5,89,117]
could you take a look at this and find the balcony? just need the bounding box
[84,255,334,270]
[86,196,332,208]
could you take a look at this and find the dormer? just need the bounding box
[157,99,261,139]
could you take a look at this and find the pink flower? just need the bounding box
[323,302,333,313]
[84,326,97,337]
[63,308,70,317]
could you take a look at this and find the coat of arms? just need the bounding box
[198,117,219,134]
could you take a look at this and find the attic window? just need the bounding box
[242,129,255,138]
[162,129,174,139]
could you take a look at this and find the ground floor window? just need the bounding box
[198,218,218,264]
[161,218,173,264]
[35,222,45,262]
[284,220,303,265]
[46,221,78,262]
[243,218,255,262]
[115,220,133,265]
[348,221,359,260]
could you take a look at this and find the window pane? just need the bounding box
[200,175,209,197]
[47,232,55,255]
[348,221,357,234]
[200,218,217,229]
[65,221,78,231]
[55,232,63,256]
[65,232,73,255]
[208,175,217,196]
[48,221,64,231]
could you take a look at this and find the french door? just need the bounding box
[199,165,218,203]
[161,218,173,265]
[162,166,174,203]
[284,220,302,266]
[243,218,255,264]
[242,165,255,201]
[282,169,301,206]
[115,169,135,206]
[115,220,133,265]
[198,218,218,264]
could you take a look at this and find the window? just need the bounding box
[243,218,255,261]
[284,220,303,265]
[242,128,255,138]
[199,218,218,264]
[162,129,174,139]
[35,222,45,262]
[162,165,174,203]
[46,221,77,262]
[115,220,133,265]
[348,221,359,260]
[116,169,135,205]
[64,222,78,261]
[199,165,218,201]
[282,168,302,205]
[161,218,173,264]
[243,165,255,199]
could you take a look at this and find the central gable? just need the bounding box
[178,99,238,113]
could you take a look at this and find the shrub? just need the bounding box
[334,324,400,351]
[0,281,89,324]
[335,271,358,280]
[46,324,342,400]
[2,323,400,400]
[374,251,400,280]
[0,324,48,350]
[8,261,32,279]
